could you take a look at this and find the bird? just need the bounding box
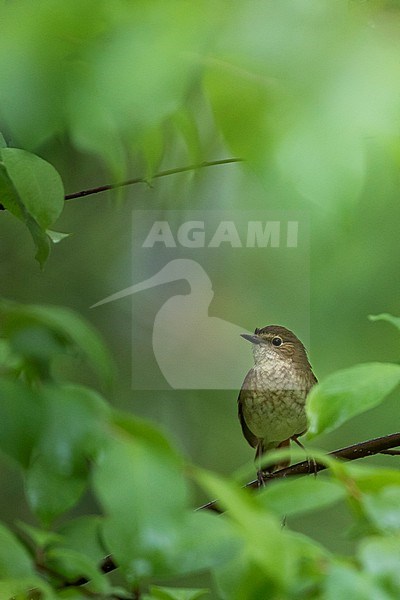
[238,325,317,484]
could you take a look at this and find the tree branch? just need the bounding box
[64,158,243,200]
[197,432,400,513]
[0,158,243,210]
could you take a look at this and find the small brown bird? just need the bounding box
[238,325,317,482]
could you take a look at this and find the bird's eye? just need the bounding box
[272,336,282,347]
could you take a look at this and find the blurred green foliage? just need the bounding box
[0,301,399,598]
[1,0,400,598]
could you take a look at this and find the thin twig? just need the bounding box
[0,158,243,210]
[64,158,243,200]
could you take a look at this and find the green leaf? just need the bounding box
[216,529,329,600]
[56,516,106,563]
[204,61,273,167]
[0,379,43,467]
[0,148,64,266]
[0,163,52,267]
[93,416,188,583]
[45,547,109,594]
[306,362,400,437]
[286,530,331,593]
[0,339,22,374]
[0,161,26,222]
[9,324,66,380]
[0,148,64,230]
[362,486,400,533]
[359,536,400,593]
[26,384,110,524]
[369,313,400,333]
[0,132,6,148]
[0,300,114,387]
[141,126,165,182]
[323,562,385,600]
[214,552,277,600]
[26,214,51,268]
[99,415,238,579]
[17,521,62,550]
[173,109,203,165]
[113,411,183,462]
[193,468,293,590]
[344,464,400,493]
[26,460,86,526]
[193,467,259,522]
[0,522,35,578]
[258,476,346,517]
[149,586,209,600]
[174,511,240,576]
[67,88,128,185]
[0,578,56,600]
[39,385,109,474]
[55,589,89,599]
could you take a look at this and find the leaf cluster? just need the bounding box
[0,302,399,598]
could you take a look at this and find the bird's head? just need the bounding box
[241,325,310,368]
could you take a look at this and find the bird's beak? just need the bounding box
[240,333,263,345]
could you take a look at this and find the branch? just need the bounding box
[197,432,400,513]
[64,158,243,200]
[0,158,243,210]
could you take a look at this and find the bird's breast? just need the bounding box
[240,363,310,442]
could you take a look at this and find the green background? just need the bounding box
[0,0,399,577]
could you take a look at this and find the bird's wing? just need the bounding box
[309,369,318,389]
[294,369,318,438]
[237,372,258,449]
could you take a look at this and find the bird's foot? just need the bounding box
[292,436,318,477]
[257,469,265,488]
[256,469,273,488]
[307,455,318,477]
